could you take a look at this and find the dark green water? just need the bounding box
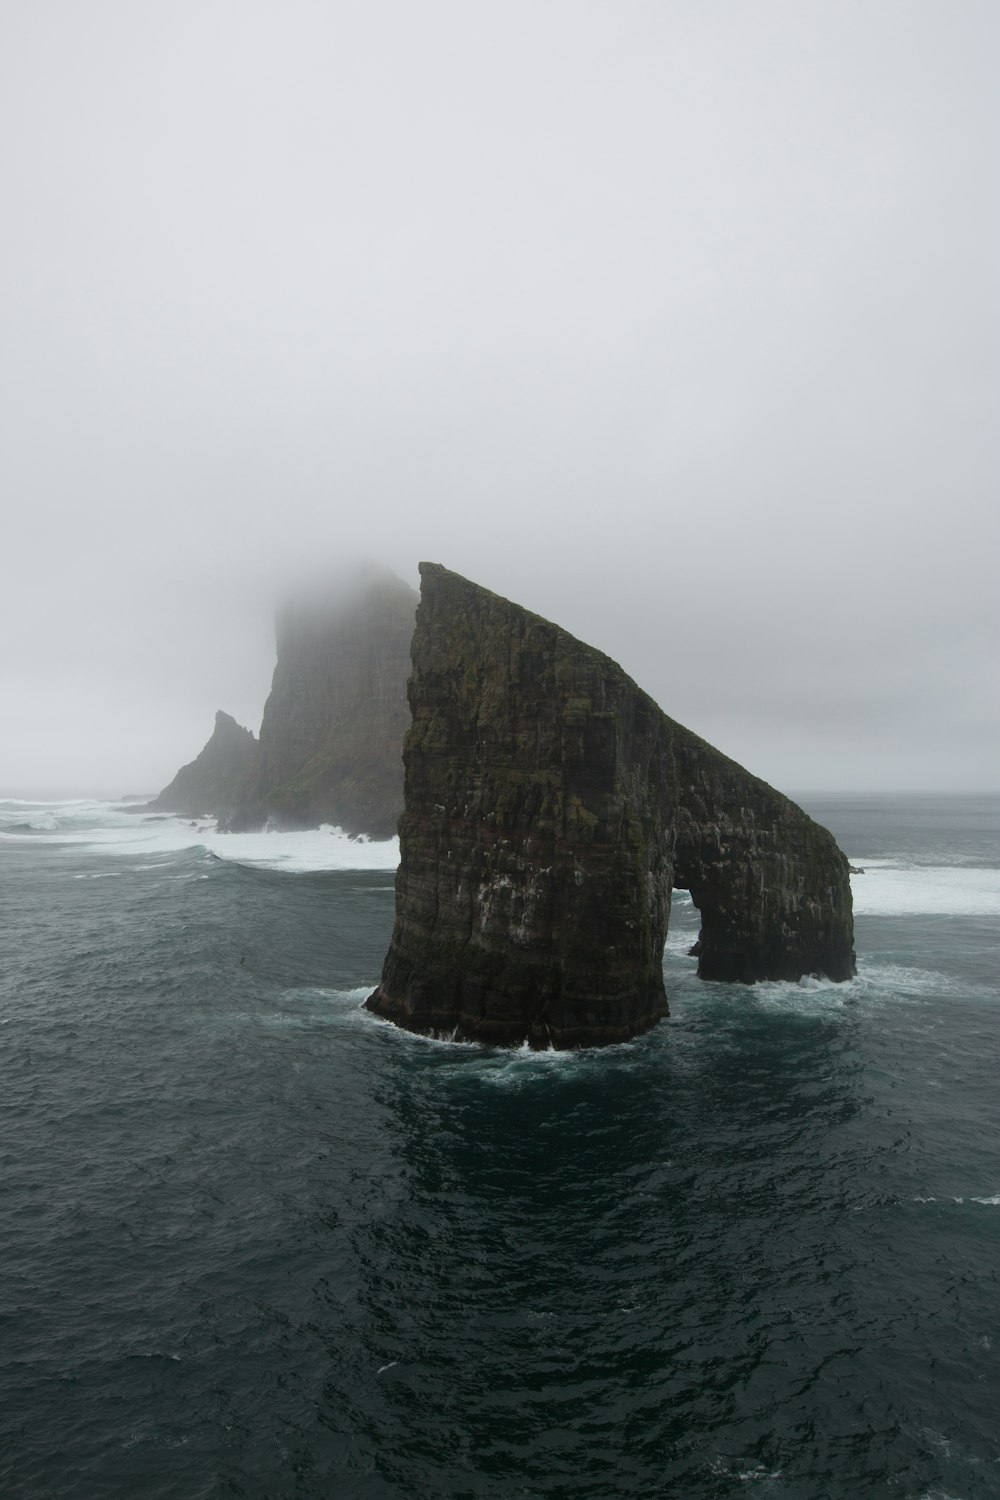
[1,795,998,1498]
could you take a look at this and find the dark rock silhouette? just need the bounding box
[222,565,417,836]
[147,710,257,818]
[366,564,855,1049]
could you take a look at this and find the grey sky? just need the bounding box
[2,0,996,796]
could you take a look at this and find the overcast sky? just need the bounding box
[1,0,996,797]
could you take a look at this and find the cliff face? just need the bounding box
[148,710,257,817]
[223,566,417,837]
[366,564,855,1049]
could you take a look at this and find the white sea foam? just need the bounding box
[0,797,105,808]
[363,1013,482,1050]
[850,862,1000,917]
[207,826,400,873]
[710,1458,784,1485]
[6,799,998,905]
[286,986,375,1011]
[856,960,962,995]
[0,798,399,872]
[748,974,854,1008]
[705,973,860,1020]
[690,955,972,1020]
[664,929,699,954]
[20,812,58,830]
[912,1195,1000,1207]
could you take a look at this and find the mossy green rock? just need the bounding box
[366,564,855,1049]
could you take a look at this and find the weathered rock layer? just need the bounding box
[366,564,855,1049]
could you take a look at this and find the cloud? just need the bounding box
[0,0,996,793]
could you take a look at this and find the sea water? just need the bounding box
[1,793,997,1499]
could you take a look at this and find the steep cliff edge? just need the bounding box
[147,710,257,817]
[223,566,417,836]
[366,564,855,1049]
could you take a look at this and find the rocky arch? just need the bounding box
[366,564,855,1049]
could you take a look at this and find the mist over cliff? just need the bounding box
[217,565,417,837]
[0,4,995,800]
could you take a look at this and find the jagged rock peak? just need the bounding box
[366,563,855,1049]
[148,710,257,817]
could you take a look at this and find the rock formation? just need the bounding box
[147,710,257,818]
[222,565,417,837]
[366,564,855,1049]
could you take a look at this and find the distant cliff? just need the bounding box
[367,564,855,1049]
[222,566,417,837]
[148,710,257,817]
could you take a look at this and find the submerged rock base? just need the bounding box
[366,564,855,1049]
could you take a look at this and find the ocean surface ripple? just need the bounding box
[1,794,998,1498]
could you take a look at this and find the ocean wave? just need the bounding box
[709,1458,784,1485]
[0,796,107,808]
[7,798,998,904]
[678,957,973,1019]
[684,971,862,1019]
[362,1011,485,1050]
[850,863,1000,917]
[208,827,399,874]
[362,1011,655,1081]
[357,1001,553,1059]
[470,1042,643,1088]
[913,1194,1000,1207]
[0,797,399,873]
[855,960,969,996]
[664,929,699,954]
[284,985,375,1008]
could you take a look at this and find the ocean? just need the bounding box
[1,792,997,1499]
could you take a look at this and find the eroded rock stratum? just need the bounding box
[366,564,855,1048]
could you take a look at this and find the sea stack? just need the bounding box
[223,565,418,837]
[366,564,855,1049]
[147,710,257,818]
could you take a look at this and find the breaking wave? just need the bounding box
[0,798,399,872]
[849,860,1000,917]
